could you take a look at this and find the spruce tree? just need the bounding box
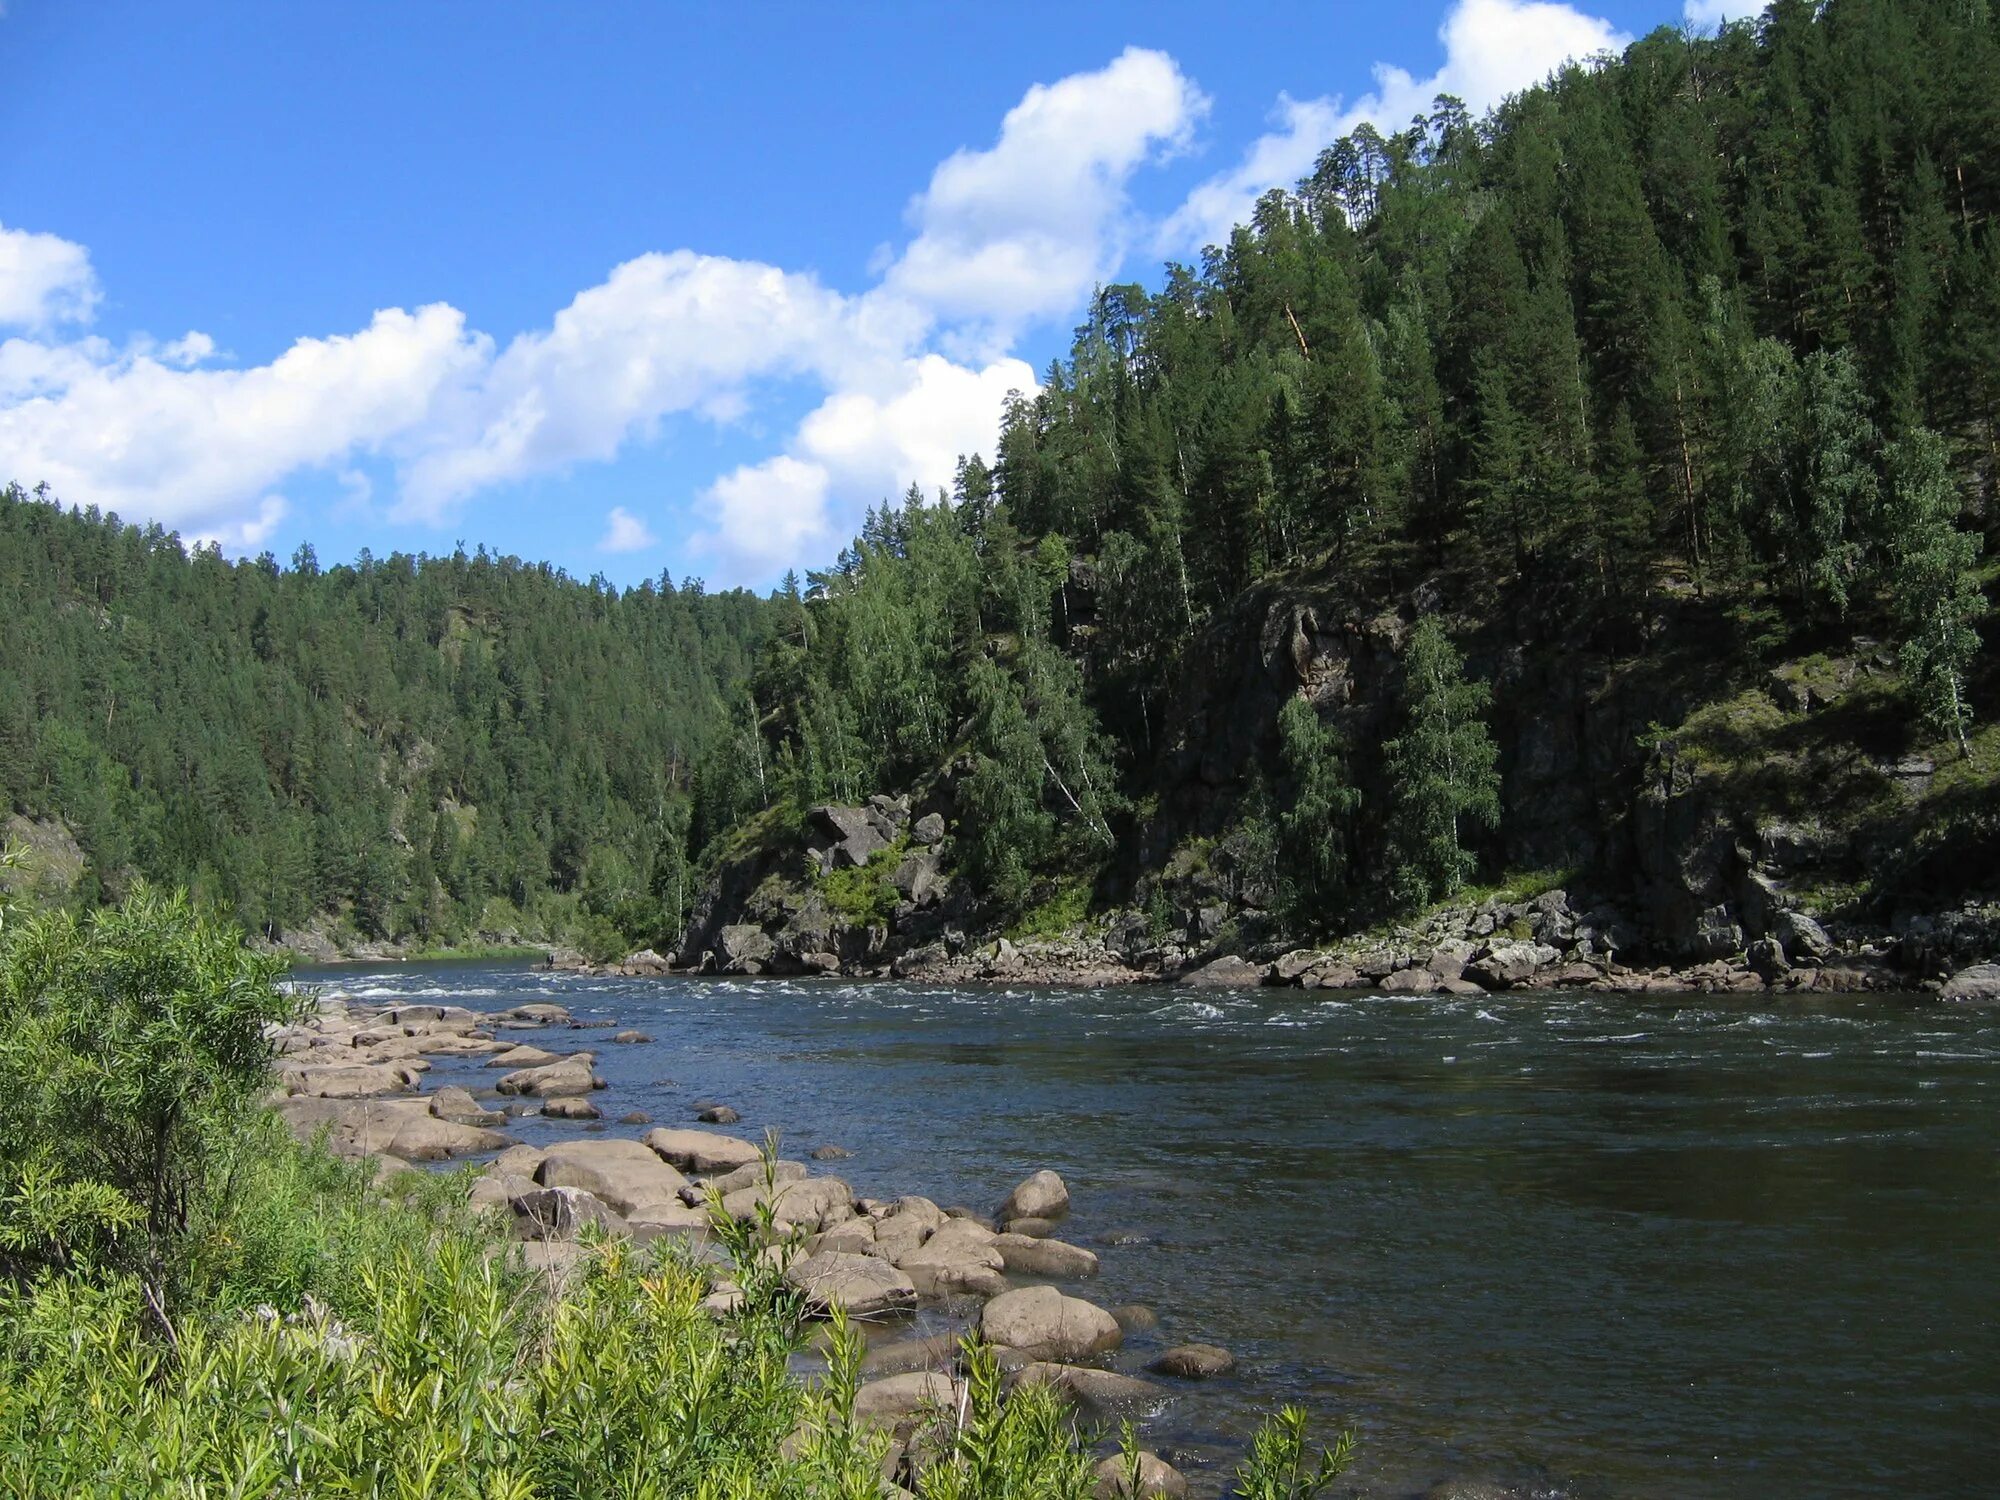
[1274,695,1360,929]
[1382,617,1501,910]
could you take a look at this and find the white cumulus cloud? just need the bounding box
[1162,0,1631,253]
[0,222,100,328]
[598,505,657,554]
[882,46,1208,348]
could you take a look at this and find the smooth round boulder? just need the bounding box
[1004,1216,1056,1238]
[541,1097,601,1120]
[1110,1304,1159,1334]
[1012,1362,1163,1414]
[999,1170,1069,1222]
[980,1285,1121,1362]
[992,1233,1098,1279]
[852,1372,961,1427]
[385,1114,513,1162]
[698,1104,741,1124]
[511,1184,624,1240]
[427,1086,505,1127]
[535,1138,689,1215]
[644,1127,762,1175]
[1148,1343,1235,1379]
[787,1251,917,1318]
[1092,1451,1189,1499]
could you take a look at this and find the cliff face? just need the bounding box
[675,562,2000,986]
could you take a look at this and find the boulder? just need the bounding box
[1746,937,1790,984]
[1941,963,2000,1004]
[809,804,891,868]
[1092,1452,1190,1499]
[1313,963,1364,989]
[861,1332,961,1378]
[1380,967,1440,994]
[698,1104,741,1125]
[644,1127,763,1175]
[1109,1304,1159,1334]
[1465,941,1560,990]
[495,1055,600,1097]
[505,1002,571,1024]
[619,1111,652,1125]
[713,925,775,973]
[809,1219,879,1256]
[786,1251,917,1318]
[1176,955,1264,988]
[386,1114,513,1162]
[707,1158,808,1195]
[541,1097,601,1120]
[489,1143,547,1178]
[535,1139,690,1215]
[980,1285,1121,1362]
[484,1044,561,1069]
[511,1185,624,1239]
[279,1061,419,1099]
[721,1175,852,1230]
[999,1170,1070,1222]
[1011,1362,1162,1414]
[811,1144,853,1160]
[626,1201,712,1240]
[1004,1217,1056,1238]
[852,1371,959,1426]
[1148,1343,1235,1379]
[612,1030,652,1044]
[467,1171,538,1211]
[992,1233,1099,1279]
[1775,908,1833,962]
[427,1086,504,1126]
[912,812,947,846]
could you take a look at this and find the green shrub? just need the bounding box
[819,839,906,926]
[0,886,296,1317]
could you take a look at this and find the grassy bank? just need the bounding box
[0,884,1351,1497]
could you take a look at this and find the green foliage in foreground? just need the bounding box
[0,888,1357,1497]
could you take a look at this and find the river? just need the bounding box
[299,961,1999,1498]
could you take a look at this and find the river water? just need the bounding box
[300,962,1999,1498]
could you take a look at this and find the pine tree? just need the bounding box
[1382,617,1501,910]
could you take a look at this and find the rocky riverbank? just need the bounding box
[559,875,2000,1002]
[269,991,1240,1498]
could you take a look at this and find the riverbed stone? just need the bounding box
[1381,967,1441,993]
[644,1127,763,1175]
[787,1251,917,1318]
[698,1104,741,1124]
[1004,1216,1057,1238]
[1941,962,2000,1003]
[511,1185,624,1239]
[1092,1451,1189,1499]
[1110,1304,1159,1334]
[980,1285,1121,1361]
[535,1138,689,1215]
[540,1096,601,1120]
[484,1044,561,1068]
[852,1371,960,1426]
[992,1233,1099,1278]
[1177,954,1264,988]
[496,1055,600,1098]
[1148,1343,1235,1379]
[386,1114,513,1162]
[1011,1362,1162,1413]
[861,1332,961,1378]
[999,1170,1069,1222]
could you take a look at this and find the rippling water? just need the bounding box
[299,962,2000,1498]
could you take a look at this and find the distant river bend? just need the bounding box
[300,962,2000,1499]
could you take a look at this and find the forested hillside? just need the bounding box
[6,0,2000,966]
[0,489,768,952]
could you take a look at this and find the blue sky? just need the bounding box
[0,0,1732,591]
